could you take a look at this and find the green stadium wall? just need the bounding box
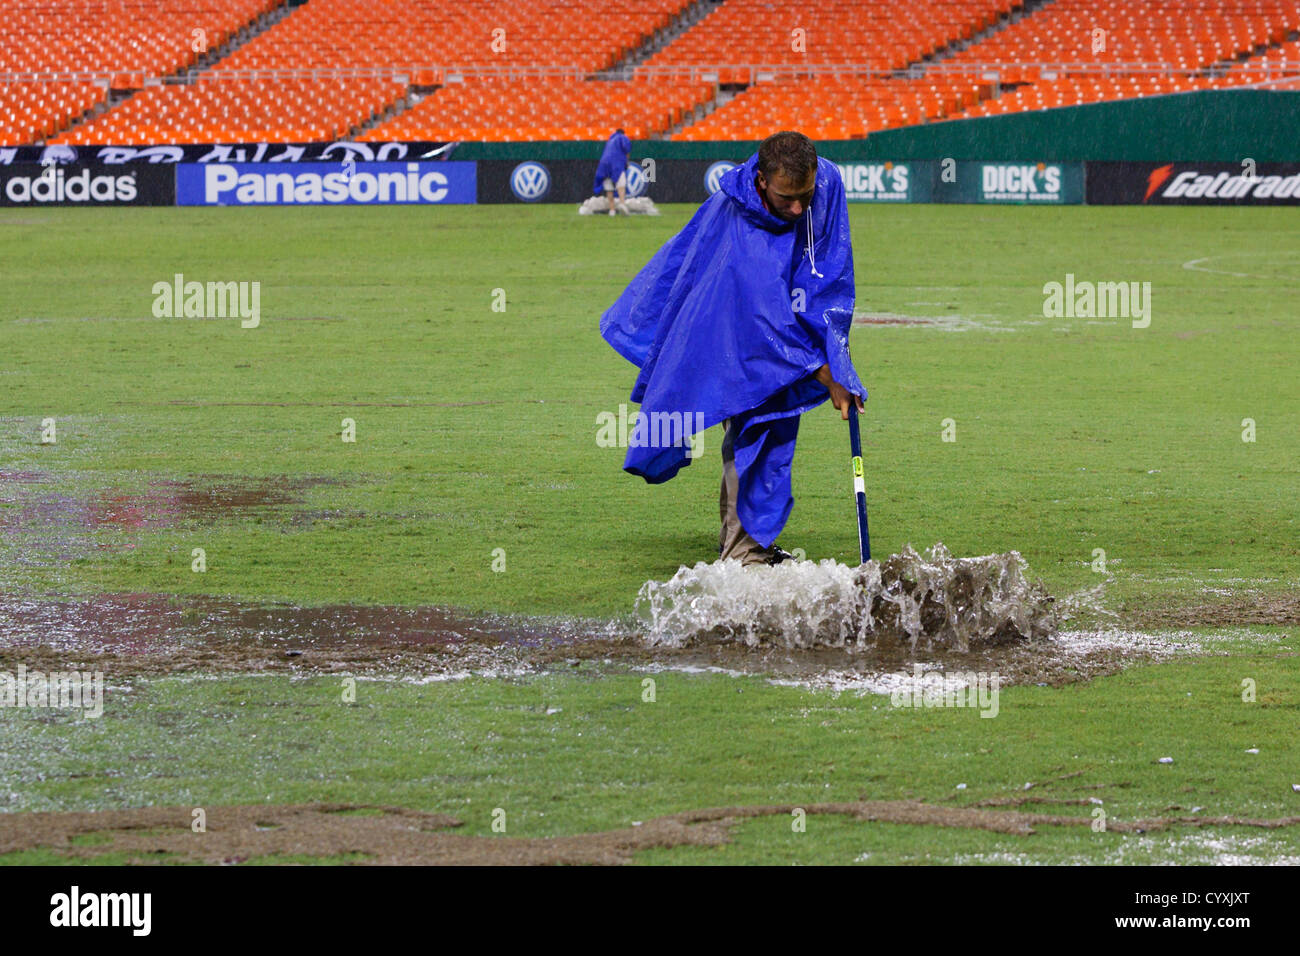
[452,89,1300,163]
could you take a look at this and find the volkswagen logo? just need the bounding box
[623,162,647,197]
[510,161,550,201]
[705,161,738,195]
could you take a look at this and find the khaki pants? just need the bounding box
[718,419,771,566]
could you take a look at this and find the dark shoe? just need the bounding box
[766,546,796,565]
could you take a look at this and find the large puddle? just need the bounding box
[0,588,1201,691]
[0,592,570,653]
[0,472,1283,687]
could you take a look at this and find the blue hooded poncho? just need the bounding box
[592,129,631,194]
[599,152,865,547]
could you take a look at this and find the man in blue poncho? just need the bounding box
[593,127,631,216]
[600,131,865,567]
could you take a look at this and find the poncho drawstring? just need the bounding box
[806,201,823,278]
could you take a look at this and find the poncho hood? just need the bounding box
[600,151,864,548]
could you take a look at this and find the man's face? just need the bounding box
[756,166,816,221]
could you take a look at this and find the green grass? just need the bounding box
[1,628,1297,864]
[1,205,1296,613]
[1,204,1297,863]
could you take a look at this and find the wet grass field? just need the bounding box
[1,203,1297,864]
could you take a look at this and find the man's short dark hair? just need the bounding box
[757,131,818,182]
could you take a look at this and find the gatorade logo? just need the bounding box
[1144,164,1300,202]
[1144,164,1174,201]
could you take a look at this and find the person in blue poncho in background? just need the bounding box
[600,130,866,567]
[594,127,631,216]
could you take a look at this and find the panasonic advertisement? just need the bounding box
[176,161,477,206]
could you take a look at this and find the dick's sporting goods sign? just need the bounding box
[835,162,921,202]
[945,162,1083,204]
[1087,162,1300,205]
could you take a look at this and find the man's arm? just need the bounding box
[814,364,865,421]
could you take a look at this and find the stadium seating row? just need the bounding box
[952,74,1226,118]
[214,0,695,74]
[0,80,106,145]
[0,0,277,78]
[945,0,1300,83]
[1229,32,1300,80]
[8,0,1300,146]
[644,0,1023,78]
[53,78,407,145]
[359,77,715,143]
[673,77,992,141]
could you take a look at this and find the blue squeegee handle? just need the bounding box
[848,403,871,564]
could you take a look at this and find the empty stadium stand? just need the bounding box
[672,76,991,140]
[939,0,1300,122]
[52,77,407,145]
[643,0,1024,81]
[1,80,106,146]
[945,0,1299,79]
[360,76,715,143]
[1,0,279,144]
[1229,31,1300,84]
[5,0,1300,146]
[213,0,695,74]
[0,0,278,81]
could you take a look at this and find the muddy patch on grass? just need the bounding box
[6,801,1300,865]
[0,471,53,484]
[853,312,1015,333]
[160,400,534,408]
[1124,592,1300,627]
[0,472,338,530]
[854,314,934,326]
[0,473,343,564]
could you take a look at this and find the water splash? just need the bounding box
[636,543,1056,651]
